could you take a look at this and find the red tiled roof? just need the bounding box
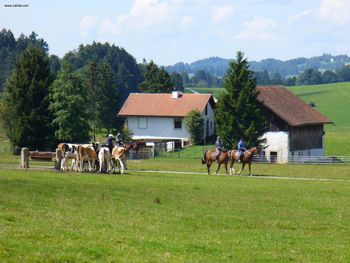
[118,93,215,117]
[257,86,333,127]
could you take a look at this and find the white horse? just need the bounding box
[98,147,111,173]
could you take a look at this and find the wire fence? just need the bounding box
[129,149,350,165]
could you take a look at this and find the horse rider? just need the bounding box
[237,137,247,162]
[106,134,114,154]
[115,131,123,147]
[214,136,223,161]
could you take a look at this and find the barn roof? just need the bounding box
[256,86,333,127]
[118,93,215,117]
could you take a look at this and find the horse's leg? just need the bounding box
[206,161,211,175]
[229,160,235,175]
[249,162,252,176]
[225,162,228,175]
[117,158,124,174]
[238,163,245,175]
[215,163,221,175]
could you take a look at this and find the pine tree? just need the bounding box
[139,61,174,93]
[215,51,267,149]
[98,61,120,133]
[49,62,90,142]
[84,60,100,141]
[0,46,55,150]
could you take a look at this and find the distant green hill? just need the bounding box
[191,82,350,155]
[166,54,350,78]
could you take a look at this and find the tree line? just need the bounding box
[0,29,182,151]
[254,66,350,86]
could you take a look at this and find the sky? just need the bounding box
[1,0,350,65]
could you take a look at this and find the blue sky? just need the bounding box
[1,0,350,65]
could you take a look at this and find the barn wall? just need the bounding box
[289,125,324,151]
[264,109,288,132]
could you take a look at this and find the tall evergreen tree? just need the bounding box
[170,72,184,91]
[49,62,90,142]
[0,46,55,150]
[84,60,100,141]
[215,51,267,148]
[139,61,174,93]
[98,61,120,133]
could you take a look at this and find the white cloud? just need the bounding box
[180,16,194,27]
[236,16,278,41]
[319,0,350,26]
[211,5,234,23]
[288,10,311,22]
[80,16,97,36]
[98,0,183,36]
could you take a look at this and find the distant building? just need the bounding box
[257,86,333,163]
[118,91,215,148]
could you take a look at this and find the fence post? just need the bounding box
[54,148,62,170]
[19,147,29,169]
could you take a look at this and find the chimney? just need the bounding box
[172,90,181,99]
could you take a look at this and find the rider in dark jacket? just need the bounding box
[106,134,114,154]
[115,132,123,146]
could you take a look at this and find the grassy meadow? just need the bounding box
[191,82,350,155]
[1,166,350,262]
[0,83,349,261]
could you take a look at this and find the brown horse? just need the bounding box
[201,149,230,175]
[229,147,259,176]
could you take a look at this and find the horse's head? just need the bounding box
[256,144,269,155]
[124,142,138,152]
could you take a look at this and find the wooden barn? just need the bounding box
[256,86,333,163]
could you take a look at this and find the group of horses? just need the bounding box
[57,142,137,174]
[202,146,261,176]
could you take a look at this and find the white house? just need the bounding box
[118,91,215,147]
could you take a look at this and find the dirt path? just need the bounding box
[1,163,349,183]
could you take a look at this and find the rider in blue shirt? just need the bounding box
[237,138,246,162]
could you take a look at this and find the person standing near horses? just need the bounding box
[238,137,247,162]
[106,134,114,154]
[214,136,223,161]
[115,132,123,146]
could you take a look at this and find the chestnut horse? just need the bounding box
[229,147,259,176]
[201,149,230,175]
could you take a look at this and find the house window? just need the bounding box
[174,118,182,129]
[138,117,148,129]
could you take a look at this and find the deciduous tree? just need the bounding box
[49,62,90,142]
[184,110,204,145]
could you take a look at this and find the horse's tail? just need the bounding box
[201,150,208,164]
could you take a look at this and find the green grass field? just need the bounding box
[191,82,350,155]
[1,165,350,262]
